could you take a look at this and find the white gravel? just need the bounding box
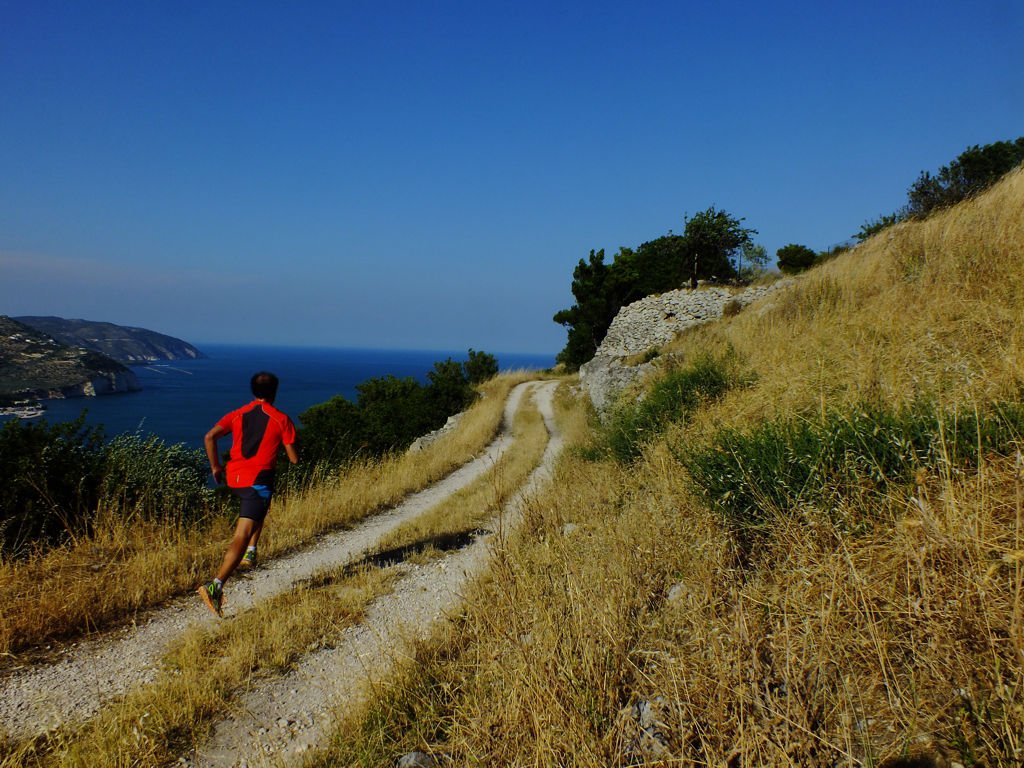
[0,382,539,743]
[191,381,563,768]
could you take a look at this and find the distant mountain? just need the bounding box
[14,316,205,365]
[0,316,140,403]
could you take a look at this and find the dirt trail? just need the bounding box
[0,382,539,743]
[193,380,563,767]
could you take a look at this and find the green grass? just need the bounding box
[681,398,1024,546]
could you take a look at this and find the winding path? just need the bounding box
[0,381,545,743]
[193,380,563,766]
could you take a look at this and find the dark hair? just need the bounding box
[250,371,279,401]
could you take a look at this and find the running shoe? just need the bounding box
[197,581,223,617]
[239,549,257,570]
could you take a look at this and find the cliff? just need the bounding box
[0,316,140,402]
[14,316,204,365]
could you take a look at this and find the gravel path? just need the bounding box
[0,382,538,743]
[192,381,563,767]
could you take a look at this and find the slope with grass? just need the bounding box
[307,168,1024,767]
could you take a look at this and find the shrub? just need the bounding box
[99,432,213,525]
[591,353,742,463]
[681,399,1024,545]
[0,415,105,556]
[776,243,818,274]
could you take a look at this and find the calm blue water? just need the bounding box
[20,345,554,448]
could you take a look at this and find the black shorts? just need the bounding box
[231,485,273,523]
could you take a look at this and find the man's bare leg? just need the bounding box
[216,517,258,583]
[246,517,265,549]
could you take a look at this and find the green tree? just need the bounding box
[356,375,434,454]
[553,249,618,370]
[854,212,901,242]
[906,137,1024,217]
[464,348,499,384]
[738,242,769,280]
[425,358,473,419]
[680,207,757,286]
[776,243,817,274]
[299,395,366,465]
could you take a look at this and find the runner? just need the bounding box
[198,371,299,616]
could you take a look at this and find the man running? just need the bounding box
[198,371,299,616]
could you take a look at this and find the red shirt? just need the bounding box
[216,400,297,488]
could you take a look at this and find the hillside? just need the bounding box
[307,168,1024,766]
[14,316,204,365]
[0,316,139,402]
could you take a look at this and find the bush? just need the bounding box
[299,350,498,468]
[776,243,817,274]
[99,432,212,525]
[0,415,105,555]
[681,400,1024,545]
[589,353,742,463]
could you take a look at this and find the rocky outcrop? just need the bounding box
[14,316,204,365]
[580,280,792,412]
[407,412,464,453]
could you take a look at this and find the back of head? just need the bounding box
[250,371,279,402]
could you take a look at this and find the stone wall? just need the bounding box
[580,280,792,412]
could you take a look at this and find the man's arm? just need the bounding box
[284,443,299,465]
[205,424,228,484]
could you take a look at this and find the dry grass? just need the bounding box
[373,385,550,557]
[0,372,537,659]
[2,564,396,768]
[310,170,1024,766]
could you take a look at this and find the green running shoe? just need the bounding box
[239,548,257,570]
[197,581,223,617]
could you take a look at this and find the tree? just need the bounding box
[553,249,618,371]
[680,207,757,286]
[464,348,499,385]
[906,137,1024,218]
[738,243,769,280]
[854,212,901,243]
[776,243,817,274]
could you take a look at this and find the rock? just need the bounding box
[408,412,464,453]
[397,751,437,768]
[614,696,672,763]
[579,281,793,414]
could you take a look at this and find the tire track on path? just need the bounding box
[192,381,563,768]
[0,382,537,743]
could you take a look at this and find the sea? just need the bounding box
[10,344,554,449]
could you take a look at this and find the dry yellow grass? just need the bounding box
[374,386,550,557]
[2,565,396,768]
[0,372,537,659]
[312,170,1024,766]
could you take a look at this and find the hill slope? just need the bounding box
[0,316,139,402]
[14,316,204,365]
[305,167,1024,767]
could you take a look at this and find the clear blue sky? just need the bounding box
[1,1,1021,354]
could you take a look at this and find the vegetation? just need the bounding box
[299,349,498,467]
[554,207,756,370]
[775,242,818,274]
[584,352,742,463]
[0,371,534,657]
[0,418,213,557]
[683,399,1024,552]
[311,167,1024,766]
[855,135,1024,241]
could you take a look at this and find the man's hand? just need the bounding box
[211,466,225,485]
